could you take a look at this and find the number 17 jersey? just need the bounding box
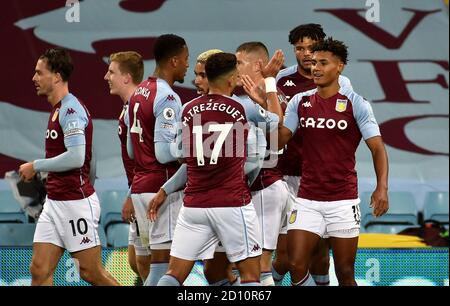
[181,94,279,208]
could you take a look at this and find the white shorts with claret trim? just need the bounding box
[251,180,289,250]
[33,193,101,253]
[280,175,301,235]
[131,191,183,249]
[170,202,262,263]
[287,197,361,238]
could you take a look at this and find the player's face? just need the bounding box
[174,45,189,83]
[194,62,209,95]
[294,37,316,72]
[32,59,56,97]
[311,51,343,87]
[235,51,256,86]
[104,61,127,96]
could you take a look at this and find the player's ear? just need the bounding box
[170,56,178,68]
[54,72,63,84]
[337,61,345,74]
[124,72,132,85]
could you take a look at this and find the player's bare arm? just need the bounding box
[365,135,389,217]
[121,196,135,223]
[260,50,285,122]
[148,188,168,222]
[278,125,293,151]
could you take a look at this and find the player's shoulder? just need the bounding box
[230,94,250,105]
[291,88,317,104]
[338,75,353,89]
[60,93,87,116]
[182,95,204,111]
[339,87,370,109]
[276,65,297,81]
[155,78,181,102]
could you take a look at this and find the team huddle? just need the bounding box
[19,24,389,286]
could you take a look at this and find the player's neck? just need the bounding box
[121,86,137,104]
[48,86,69,107]
[153,67,175,87]
[209,86,232,97]
[316,80,340,99]
[297,65,312,79]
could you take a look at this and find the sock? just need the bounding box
[144,263,169,286]
[312,274,330,286]
[271,264,285,286]
[231,268,240,279]
[231,277,241,286]
[157,274,180,286]
[241,280,261,286]
[260,271,275,286]
[292,272,316,286]
[209,278,230,286]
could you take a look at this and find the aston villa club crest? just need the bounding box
[289,209,298,224]
[52,108,59,122]
[335,99,348,112]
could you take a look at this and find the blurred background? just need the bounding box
[0,0,448,286]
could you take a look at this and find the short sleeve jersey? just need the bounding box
[128,77,182,193]
[45,93,95,200]
[284,86,380,201]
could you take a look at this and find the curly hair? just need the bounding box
[289,23,326,45]
[311,37,348,64]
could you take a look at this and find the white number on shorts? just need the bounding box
[130,103,144,142]
[69,218,88,236]
[192,123,233,166]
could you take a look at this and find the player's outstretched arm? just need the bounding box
[365,136,389,217]
[260,50,285,124]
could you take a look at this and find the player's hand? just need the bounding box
[370,187,389,217]
[121,197,135,223]
[241,74,266,106]
[148,188,168,222]
[18,162,36,182]
[259,49,285,78]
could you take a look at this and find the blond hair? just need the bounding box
[109,51,144,85]
[196,49,224,64]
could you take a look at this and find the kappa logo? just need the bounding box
[80,237,92,245]
[283,80,296,87]
[251,244,261,252]
[65,108,77,116]
[166,95,176,101]
[302,101,312,108]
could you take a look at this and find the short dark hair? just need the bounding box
[39,48,74,81]
[236,41,269,58]
[289,23,326,45]
[205,53,237,82]
[311,37,348,64]
[153,34,186,65]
